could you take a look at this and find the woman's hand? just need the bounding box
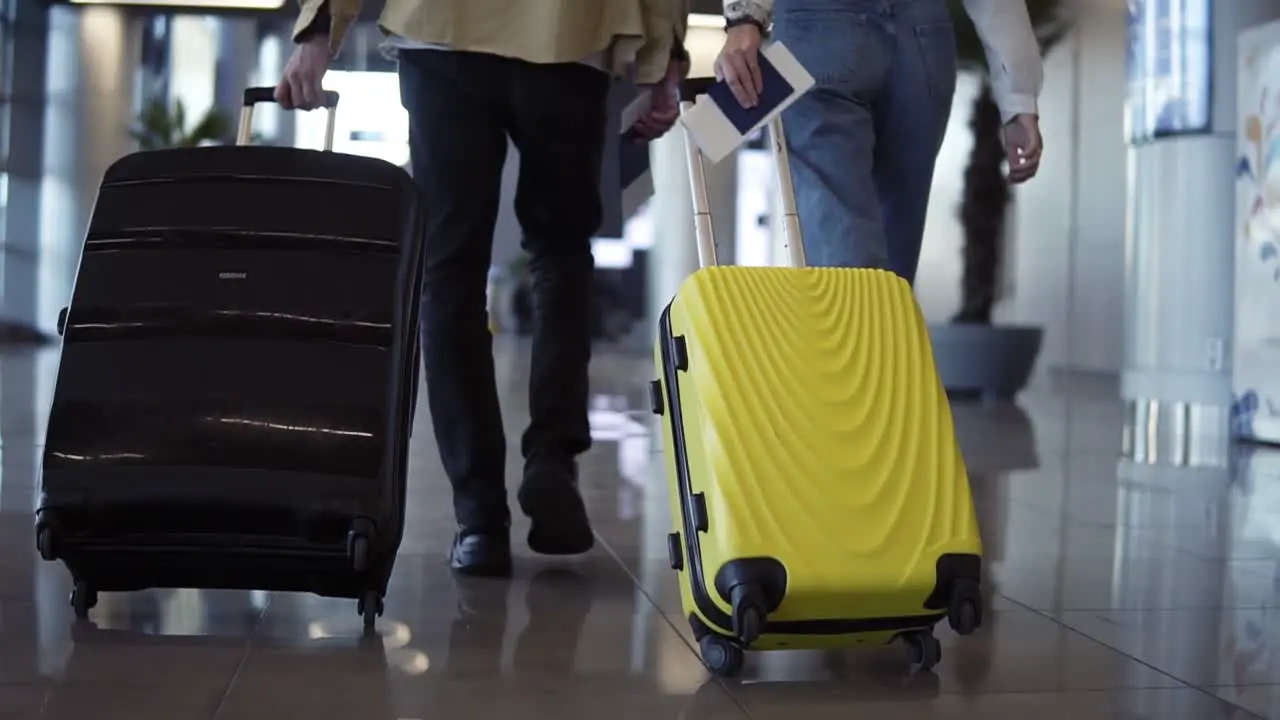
[715,24,765,108]
[1003,114,1043,184]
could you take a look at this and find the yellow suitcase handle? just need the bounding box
[677,78,806,270]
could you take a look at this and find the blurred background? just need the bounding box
[4,1,1280,717]
[0,0,1112,366]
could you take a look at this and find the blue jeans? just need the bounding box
[773,0,957,283]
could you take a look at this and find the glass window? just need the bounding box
[1127,0,1214,142]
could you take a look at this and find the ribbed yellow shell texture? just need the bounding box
[660,266,982,647]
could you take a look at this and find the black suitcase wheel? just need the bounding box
[947,579,982,636]
[357,589,383,631]
[699,634,744,677]
[36,525,57,562]
[729,584,765,645]
[70,582,97,620]
[347,519,376,572]
[949,596,980,636]
[903,631,941,672]
[349,535,371,572]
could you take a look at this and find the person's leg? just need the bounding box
[399,49,513,575]
[505,60,611,555]
[772,3,894,268]
[871,0,957,284]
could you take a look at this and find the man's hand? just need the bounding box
[275,35,331,110]
[631,59,687,141]
[1003,114,1043,184]
[715,24,765,108]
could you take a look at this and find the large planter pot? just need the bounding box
[928,323,1043,402]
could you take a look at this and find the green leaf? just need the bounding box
[172,99,187,140]
[184,107,232,147]
[132,96,233,149]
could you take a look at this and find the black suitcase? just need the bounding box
[34,88,422,630]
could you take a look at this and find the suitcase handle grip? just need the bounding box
[242,87,340,109]
[236,87,340,151]
[677,79,805,269]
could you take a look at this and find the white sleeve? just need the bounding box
[725,0,774,24]
[962,0,1044,123]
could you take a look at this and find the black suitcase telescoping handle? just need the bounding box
[237,86,341,151]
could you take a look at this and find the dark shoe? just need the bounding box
[517,455,594,555]
[449,530,513,577]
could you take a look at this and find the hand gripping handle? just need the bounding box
[237,87,340,150]
[676,78,805,269]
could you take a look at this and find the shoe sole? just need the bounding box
[448,541,513,578]
[449,553,513,578]
[450,560,513,577]
[518,481,595,556]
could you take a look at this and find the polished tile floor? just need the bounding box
[1,343,1278,719]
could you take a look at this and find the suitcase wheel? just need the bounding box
[36,525,58,562]
[729,584,765,645]
[70,581,97,620]
[698,634,745,677]
[902,630,941,672]
[349,535,371,572]
[357,589,384,631]
[947,579,982,636]
[347,519,376,572]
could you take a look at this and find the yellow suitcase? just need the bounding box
[649,87,983,678]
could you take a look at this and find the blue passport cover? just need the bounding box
[705,52,796,135]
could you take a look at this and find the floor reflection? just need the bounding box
[1,345,1279,718]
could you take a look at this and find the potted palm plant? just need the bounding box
[929,0,1072,401]
[131,97,232,150]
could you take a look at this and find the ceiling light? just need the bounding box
[70,0,285,9]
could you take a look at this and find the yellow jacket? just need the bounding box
[295,0,689,84]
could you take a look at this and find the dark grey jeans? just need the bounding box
[397,49,609,532]
[774,0,957,283]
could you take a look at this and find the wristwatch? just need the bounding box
[724,0,769,32]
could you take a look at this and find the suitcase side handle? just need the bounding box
[236,87,340,152]
[678,78,806,269]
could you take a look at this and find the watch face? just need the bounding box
[725,0,766,20]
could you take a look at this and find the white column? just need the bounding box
[1122,0,1280,464]
[38,5,141,339]
[213,18,259,132]
[768,169,787,267]
[646,129,739,319]
[167,15,218,121]
[0,0,51,336]
[647,129,700,323]
[706,151,738,266]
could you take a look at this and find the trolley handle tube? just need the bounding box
[677,78,805,269]
[237,87,340,151]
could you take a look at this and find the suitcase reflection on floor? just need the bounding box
[44,624,395,720]
[680,652,942,714]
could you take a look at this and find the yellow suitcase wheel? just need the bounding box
[948,579,982,635]
[699,635,745,677]
[902,631,941,672]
